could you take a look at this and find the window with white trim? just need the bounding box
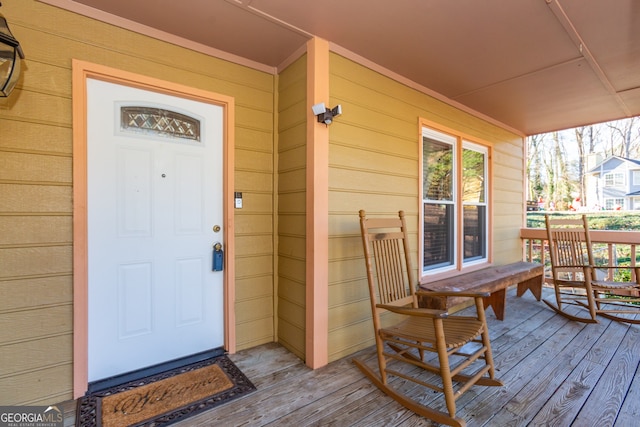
[462,141,488,263]
[421,126,489,275]
[633,170,640,186]
[605,198,624,210]
[604,172,624,187]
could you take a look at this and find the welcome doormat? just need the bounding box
[76,355,255,426]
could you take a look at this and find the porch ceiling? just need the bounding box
[61,0,640,136]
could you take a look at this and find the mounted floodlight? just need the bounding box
[311,102,326,116]
[0,3,25,97]
[311,102,342,125]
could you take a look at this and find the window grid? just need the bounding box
[604,172,624,187]
[605,198,625,210]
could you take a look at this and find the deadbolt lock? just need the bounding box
[213,225,221,232]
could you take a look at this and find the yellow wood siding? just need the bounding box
[1,0,530,404]
[276,55,307,360]
[326,53,525,361]
[0,0,274,404]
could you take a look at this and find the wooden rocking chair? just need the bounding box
[354,210,502,427]
[544,214,640,324]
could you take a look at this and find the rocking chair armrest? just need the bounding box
[415,290,491,299]
[554,264,592,269]
[376,304,448,318]
[590,264,638,270]
[589,265,640,284]
[567,264,637,271]
[586,264,640,274]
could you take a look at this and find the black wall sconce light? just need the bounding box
[0,2,25,97]
[311,102,342,125]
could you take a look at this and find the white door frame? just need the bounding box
[71,60,236,398]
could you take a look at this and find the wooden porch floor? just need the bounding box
[172,287,640,427]
[63,287,640,426]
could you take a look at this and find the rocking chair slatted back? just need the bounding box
[544,214,640,324]
[371,234,411,305]
[360,212,417,308]
[546,216,595,279]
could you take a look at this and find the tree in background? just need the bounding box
[527,133,544,201]
[606,117,639,158]
[527,117,640,210]
[530,131,575,210]
[573,125,599,204]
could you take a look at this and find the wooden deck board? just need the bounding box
[571,319,640,427]
[174,288,640,427]
[615,356,640,427]
[448,312,587,424]
[63,287,640,427]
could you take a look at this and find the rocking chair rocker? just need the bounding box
[544,214,640,324]
[354,210,503,427]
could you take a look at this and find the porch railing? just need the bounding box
[520,228,640,283]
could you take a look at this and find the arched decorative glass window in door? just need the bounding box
[120,106,201,142]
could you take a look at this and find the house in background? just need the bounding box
[1,0,639,408]
[586,156,640,210]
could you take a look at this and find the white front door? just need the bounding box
[86,78,225,382]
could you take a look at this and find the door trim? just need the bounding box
[71,59,236,398]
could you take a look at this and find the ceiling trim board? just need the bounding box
[37,0,276,74]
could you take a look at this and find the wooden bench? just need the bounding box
[418,261,543,320]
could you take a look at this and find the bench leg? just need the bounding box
[516,275,543,301]
[483,289,506,320]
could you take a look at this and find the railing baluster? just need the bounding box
[632,244,637,281]
[607,243,614,280]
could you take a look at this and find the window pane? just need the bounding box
[463,205,486,261]
[605,173,625,187]
[120,106,201,141]
[423,203,454,269]
[605,174,613,187]
[423,138,453,201]
[462,148,485,203]
[605,198,624,210]
[421,126,490,275]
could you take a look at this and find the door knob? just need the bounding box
[213,225,221,232]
